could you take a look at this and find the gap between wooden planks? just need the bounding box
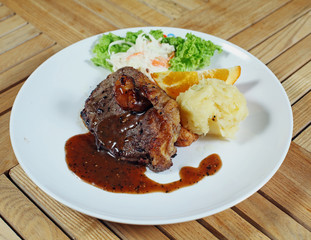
[229,0,311,50]
[0,44,61,92]
[0,0,310,238]
[0,23,40,55]
[0,4,14,21]
[5,164,282,240]
[1,0,117,47]
[0,174,70,240]
[9,165,214,240]
[0,216,21,240]
[0,14,27,38]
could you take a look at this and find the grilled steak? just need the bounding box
[81,67,181,172]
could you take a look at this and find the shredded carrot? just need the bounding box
[126,51,143,61]
[152,56,169,68]
[168,52,175,60]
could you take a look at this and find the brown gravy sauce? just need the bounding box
[65,132,222,194]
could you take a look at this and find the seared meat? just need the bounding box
[81,67,180,172]
[175,127,199,147]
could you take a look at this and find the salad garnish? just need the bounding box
[91,30,222,74]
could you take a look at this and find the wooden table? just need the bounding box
[0,0,310,239]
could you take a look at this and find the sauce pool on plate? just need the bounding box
[65,133,222,193]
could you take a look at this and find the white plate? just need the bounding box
[10,27,293,225]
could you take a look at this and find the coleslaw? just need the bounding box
[107,33,174,79]
[91,30,222,79]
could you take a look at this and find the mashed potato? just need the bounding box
[176,78,248,138]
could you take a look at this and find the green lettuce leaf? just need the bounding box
[91,30,222,72]
[167,33,222,71]
[91,31,142,71]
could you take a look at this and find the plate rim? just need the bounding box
[9,26,293,225]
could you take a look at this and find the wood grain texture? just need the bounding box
[229,0,311,50]
[277,143,311,195]
[0,0,311,239]
[292,90,311,136]
[294,125,311,152]
[77,0,148,28]
[0,33,55,73]
[250,11,311,64]
[202,209,269,239]
[260,143,311,230]
[107,223,169,240]
[235,192,311,239]
[0,4,14,21]
[0,112,18,175]
[158,221,217,240]
[9,165,119,240]
[0,175,69,240]
[0,14,26,37]
[0,23,40,54]
[267,34,311,82]
[167,0,290,39]
[104,0,171,26]
[2,0,117,47]
[0,82,23,114]
[139,0,187,20]
[0,44,61,91]
[10,163,217,240]
[170,0,207,10]
[282,60,311,104]
[0,217,21,240]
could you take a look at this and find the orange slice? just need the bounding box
[151,66,241,99]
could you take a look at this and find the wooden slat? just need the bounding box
[267,34,311,82]
[0,1,311,240]
[107,223,169,240]
[235,192,311,239]
[167,0,290,39]
[260,170,311,231]
[202,209,269,239]
[104,0,171,26]
[139,0,187,20]
[170,0,207,10]
[0,175,69,240]
[0,23,40,54]
[158,221,217,240]
[0,14,26,37]
[292,91,311,136]
[0,82,23,114]
[229,0,311,50]
[282,61,311,105]
[0,44,61,92]
[277,143,311,195]
[0,112,18,175]
[9,165,218,240]
[250,11,311,64]
[9,165,120,240]
[77,0,148,27]
[0,33,55,73]
[2,0,116,47]
[260,144,311,230]
[0,4,14,21]
[294,125,311,152]
[0,217,21,240]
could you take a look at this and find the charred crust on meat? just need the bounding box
[81,67,181,172]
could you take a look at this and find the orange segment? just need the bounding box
[151,71,197,99]
[199,66,241,85]
[151,66,241,99]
